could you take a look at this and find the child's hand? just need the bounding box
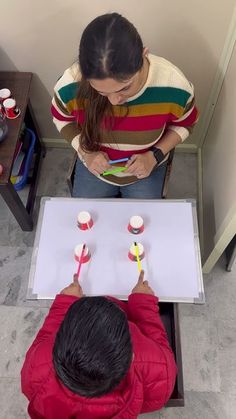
[132,270,155,295]
[60,274,84,297]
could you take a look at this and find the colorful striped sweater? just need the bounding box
[52,54,198,185]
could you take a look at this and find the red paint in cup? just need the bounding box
[128,242,145,261]
[128,215,144,234]
[3,98,20,119]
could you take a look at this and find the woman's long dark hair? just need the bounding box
[78,13,144,152]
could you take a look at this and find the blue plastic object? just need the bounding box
[14,128,36,191]
[108,157,129,164]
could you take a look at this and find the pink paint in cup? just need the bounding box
[74,244,91,263]
[77,211,93,230]
[3,98,20,119]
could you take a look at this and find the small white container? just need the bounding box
[0,88,11,102]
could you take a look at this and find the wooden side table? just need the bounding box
[0,71,45,231]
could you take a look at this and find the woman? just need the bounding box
[52,13,198,198]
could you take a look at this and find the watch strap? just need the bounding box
[150,147,165,164]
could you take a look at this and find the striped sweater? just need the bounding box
[52,54,198,185]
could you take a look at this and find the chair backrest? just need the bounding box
[161,149,175,198]
[67,152,77,196]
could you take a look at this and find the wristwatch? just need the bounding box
[150,147,166,164]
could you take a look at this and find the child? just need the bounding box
[21,271,177,418]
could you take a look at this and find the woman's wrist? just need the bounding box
[146,151,158,169]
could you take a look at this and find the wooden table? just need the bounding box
[0,72,45,231]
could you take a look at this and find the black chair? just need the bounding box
[161,149,175,199]
[160,302,184,407]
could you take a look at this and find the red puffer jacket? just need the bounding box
[21,293,177,418]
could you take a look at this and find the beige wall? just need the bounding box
[0,0,235,142]
[202,40,236,268]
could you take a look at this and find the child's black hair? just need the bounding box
[53,297,132,397]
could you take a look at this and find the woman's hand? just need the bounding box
[132,270,155,295]
[83,151,110,176]
[60,274,84,297]
[125,152,156,179]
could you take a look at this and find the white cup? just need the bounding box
[0,88,11,103]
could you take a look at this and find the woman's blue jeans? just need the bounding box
[72,160,167,199]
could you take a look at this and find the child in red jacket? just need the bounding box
[21,271,177,418]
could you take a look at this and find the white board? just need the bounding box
[28,198,204,303]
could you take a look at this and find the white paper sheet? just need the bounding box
[29,198,202,302]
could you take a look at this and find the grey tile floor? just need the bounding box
[0,148,235,418]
